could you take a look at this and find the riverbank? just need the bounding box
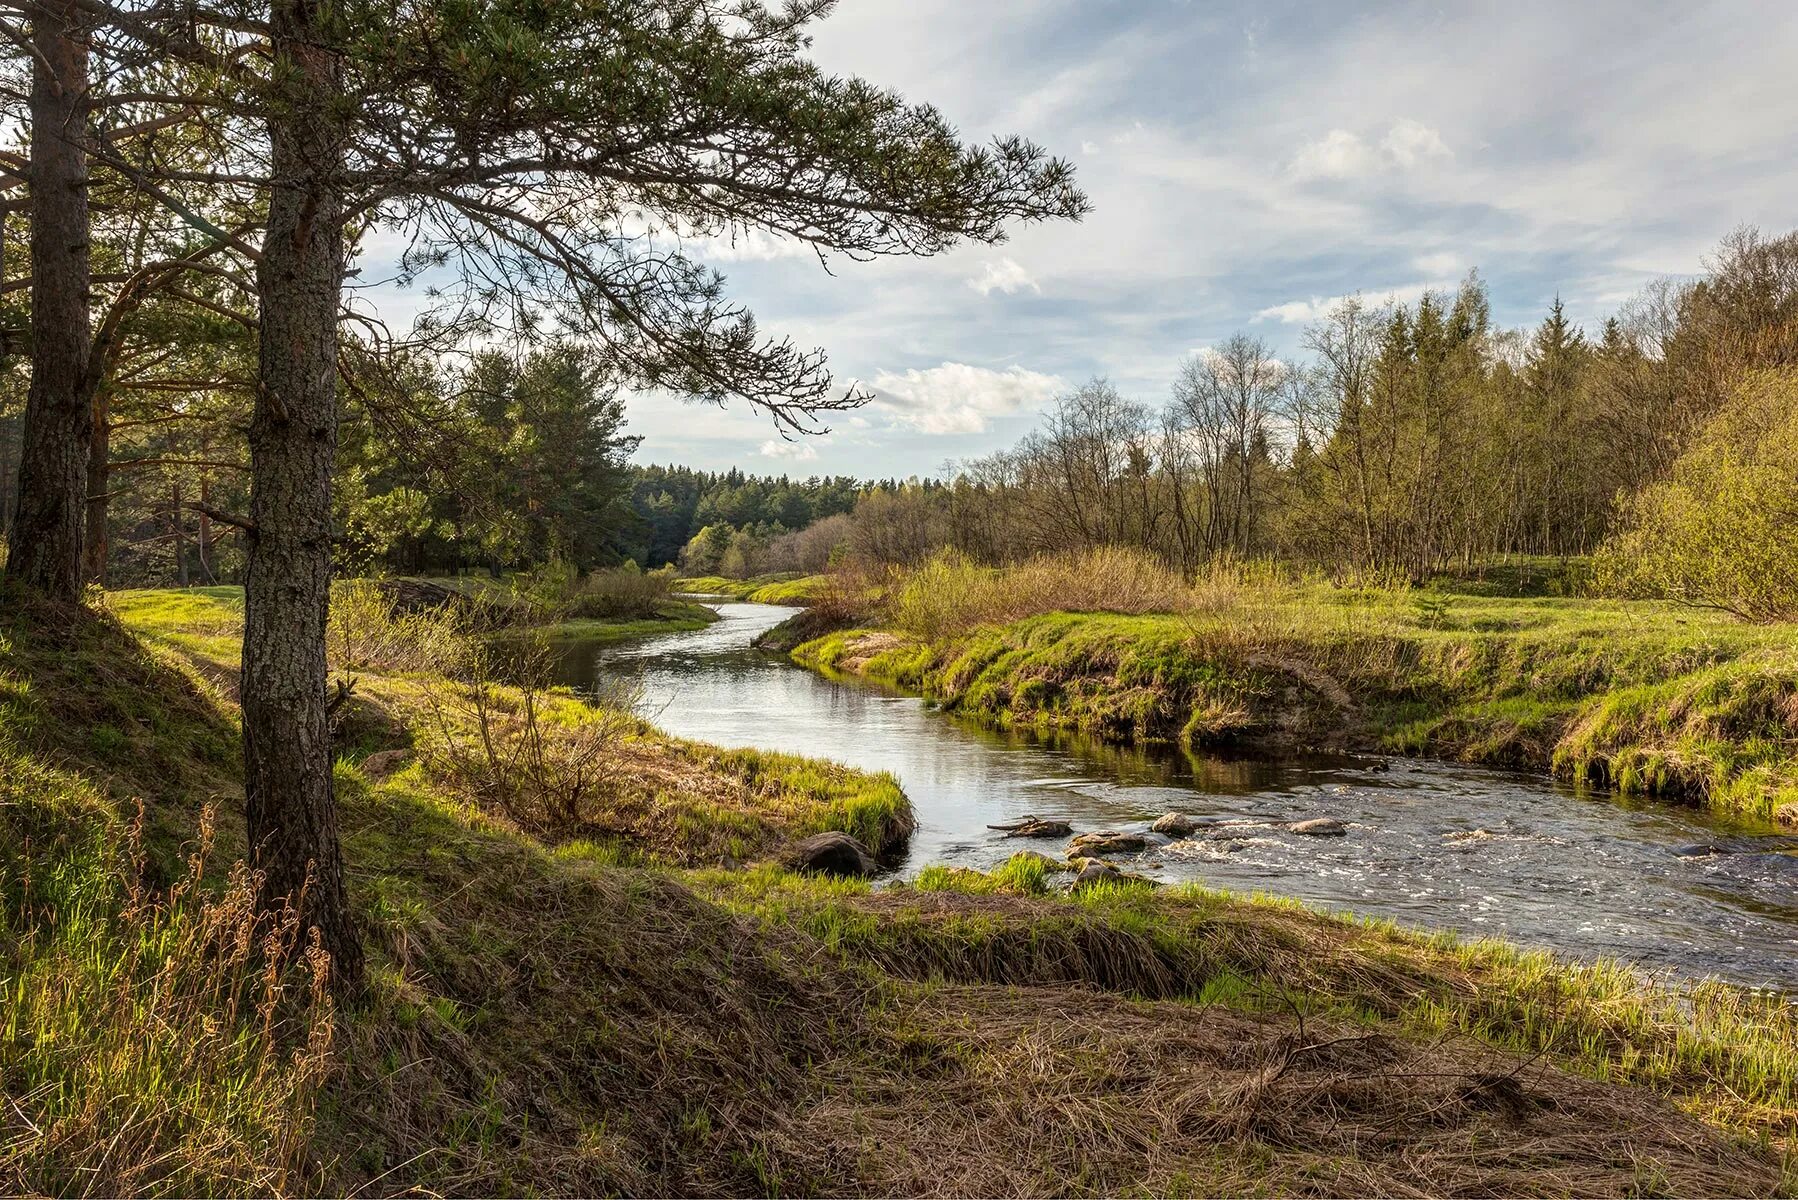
[3,584,1793,1194]
[676,572,829,604]
[788,582,1798,825]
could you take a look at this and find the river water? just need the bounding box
[548,600,1798,990]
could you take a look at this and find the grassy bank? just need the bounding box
[676,573,829,604]
[407,569,723,640]
[792,569,1798,824]
[2,582,1793,1194]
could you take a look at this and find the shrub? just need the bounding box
[510,561,679,622]
[418,642,639,840]
[1595,370,1798,622]
[327,579,474,676]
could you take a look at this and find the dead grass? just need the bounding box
[807,985,1780,1198]
[887,547,1192,641]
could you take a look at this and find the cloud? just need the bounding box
[759,438,820,461]
[1380,118,1451,168]
[1290,120,1451,180]
[1289,129,1378,180]
[1254,281,1449,325]
[1413,251,1462,276]
[1253,298,1329,325]
[966,257,1041,296]
[867,362,1064,434]
[692,227,816,263]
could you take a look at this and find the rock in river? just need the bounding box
[1070,858,1124,889]
[780,831,877,877]
[987,814,1074,839]
[1151,812,1201,837]
[1066,830,1150,858]
[1287,817,1348,837]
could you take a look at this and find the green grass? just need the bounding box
[115,583,722,659]
[795,581,1798,823]
[745,575,829,604]
[673,572,828,603]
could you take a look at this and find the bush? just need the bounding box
[511,561,679,622]
[418,642,640,840]
[887,547,1192,639]
[327,579,474,675]
[1595,370,1798,622]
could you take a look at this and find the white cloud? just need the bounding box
[759,438,820,461]
[1290,120,1451,180]
[966,257,1041,296]
[1380,118,1451,168]
[1253,298,1329,325]
[867,362,1064,434]
[1255,280,1449,325]
[1413,251,1462,276]
[692,227,816,263]
[1289,129,1378,180]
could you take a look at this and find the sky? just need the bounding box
[368,0,1798,479]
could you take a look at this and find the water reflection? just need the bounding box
[548,601,1798,989]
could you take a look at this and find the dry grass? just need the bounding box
[0,803,334,1197]
[886,547,1192,641]
[804,985,1779,1198]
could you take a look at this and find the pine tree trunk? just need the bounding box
[7,0,92,600]
[81,387,108,585]
[171,480,187,586]
[243,0,363,990]
[197,467,215,583]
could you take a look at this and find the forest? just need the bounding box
[2,0,1797,1197]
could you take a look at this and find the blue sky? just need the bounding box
[369,0,1798,478]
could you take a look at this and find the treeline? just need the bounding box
[0,344,880,585]
[833,227,1798,604]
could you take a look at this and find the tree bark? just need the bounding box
[81,386,108,584]
[243,0,363,990]
[7,0,92,600]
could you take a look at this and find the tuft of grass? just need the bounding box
[744,574,830,605]
[885,546,1192,641]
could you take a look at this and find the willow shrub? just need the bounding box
[1595,370,1798,623]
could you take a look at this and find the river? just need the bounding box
[547,599,1798,990]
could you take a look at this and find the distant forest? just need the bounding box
[4,225,1793,620]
